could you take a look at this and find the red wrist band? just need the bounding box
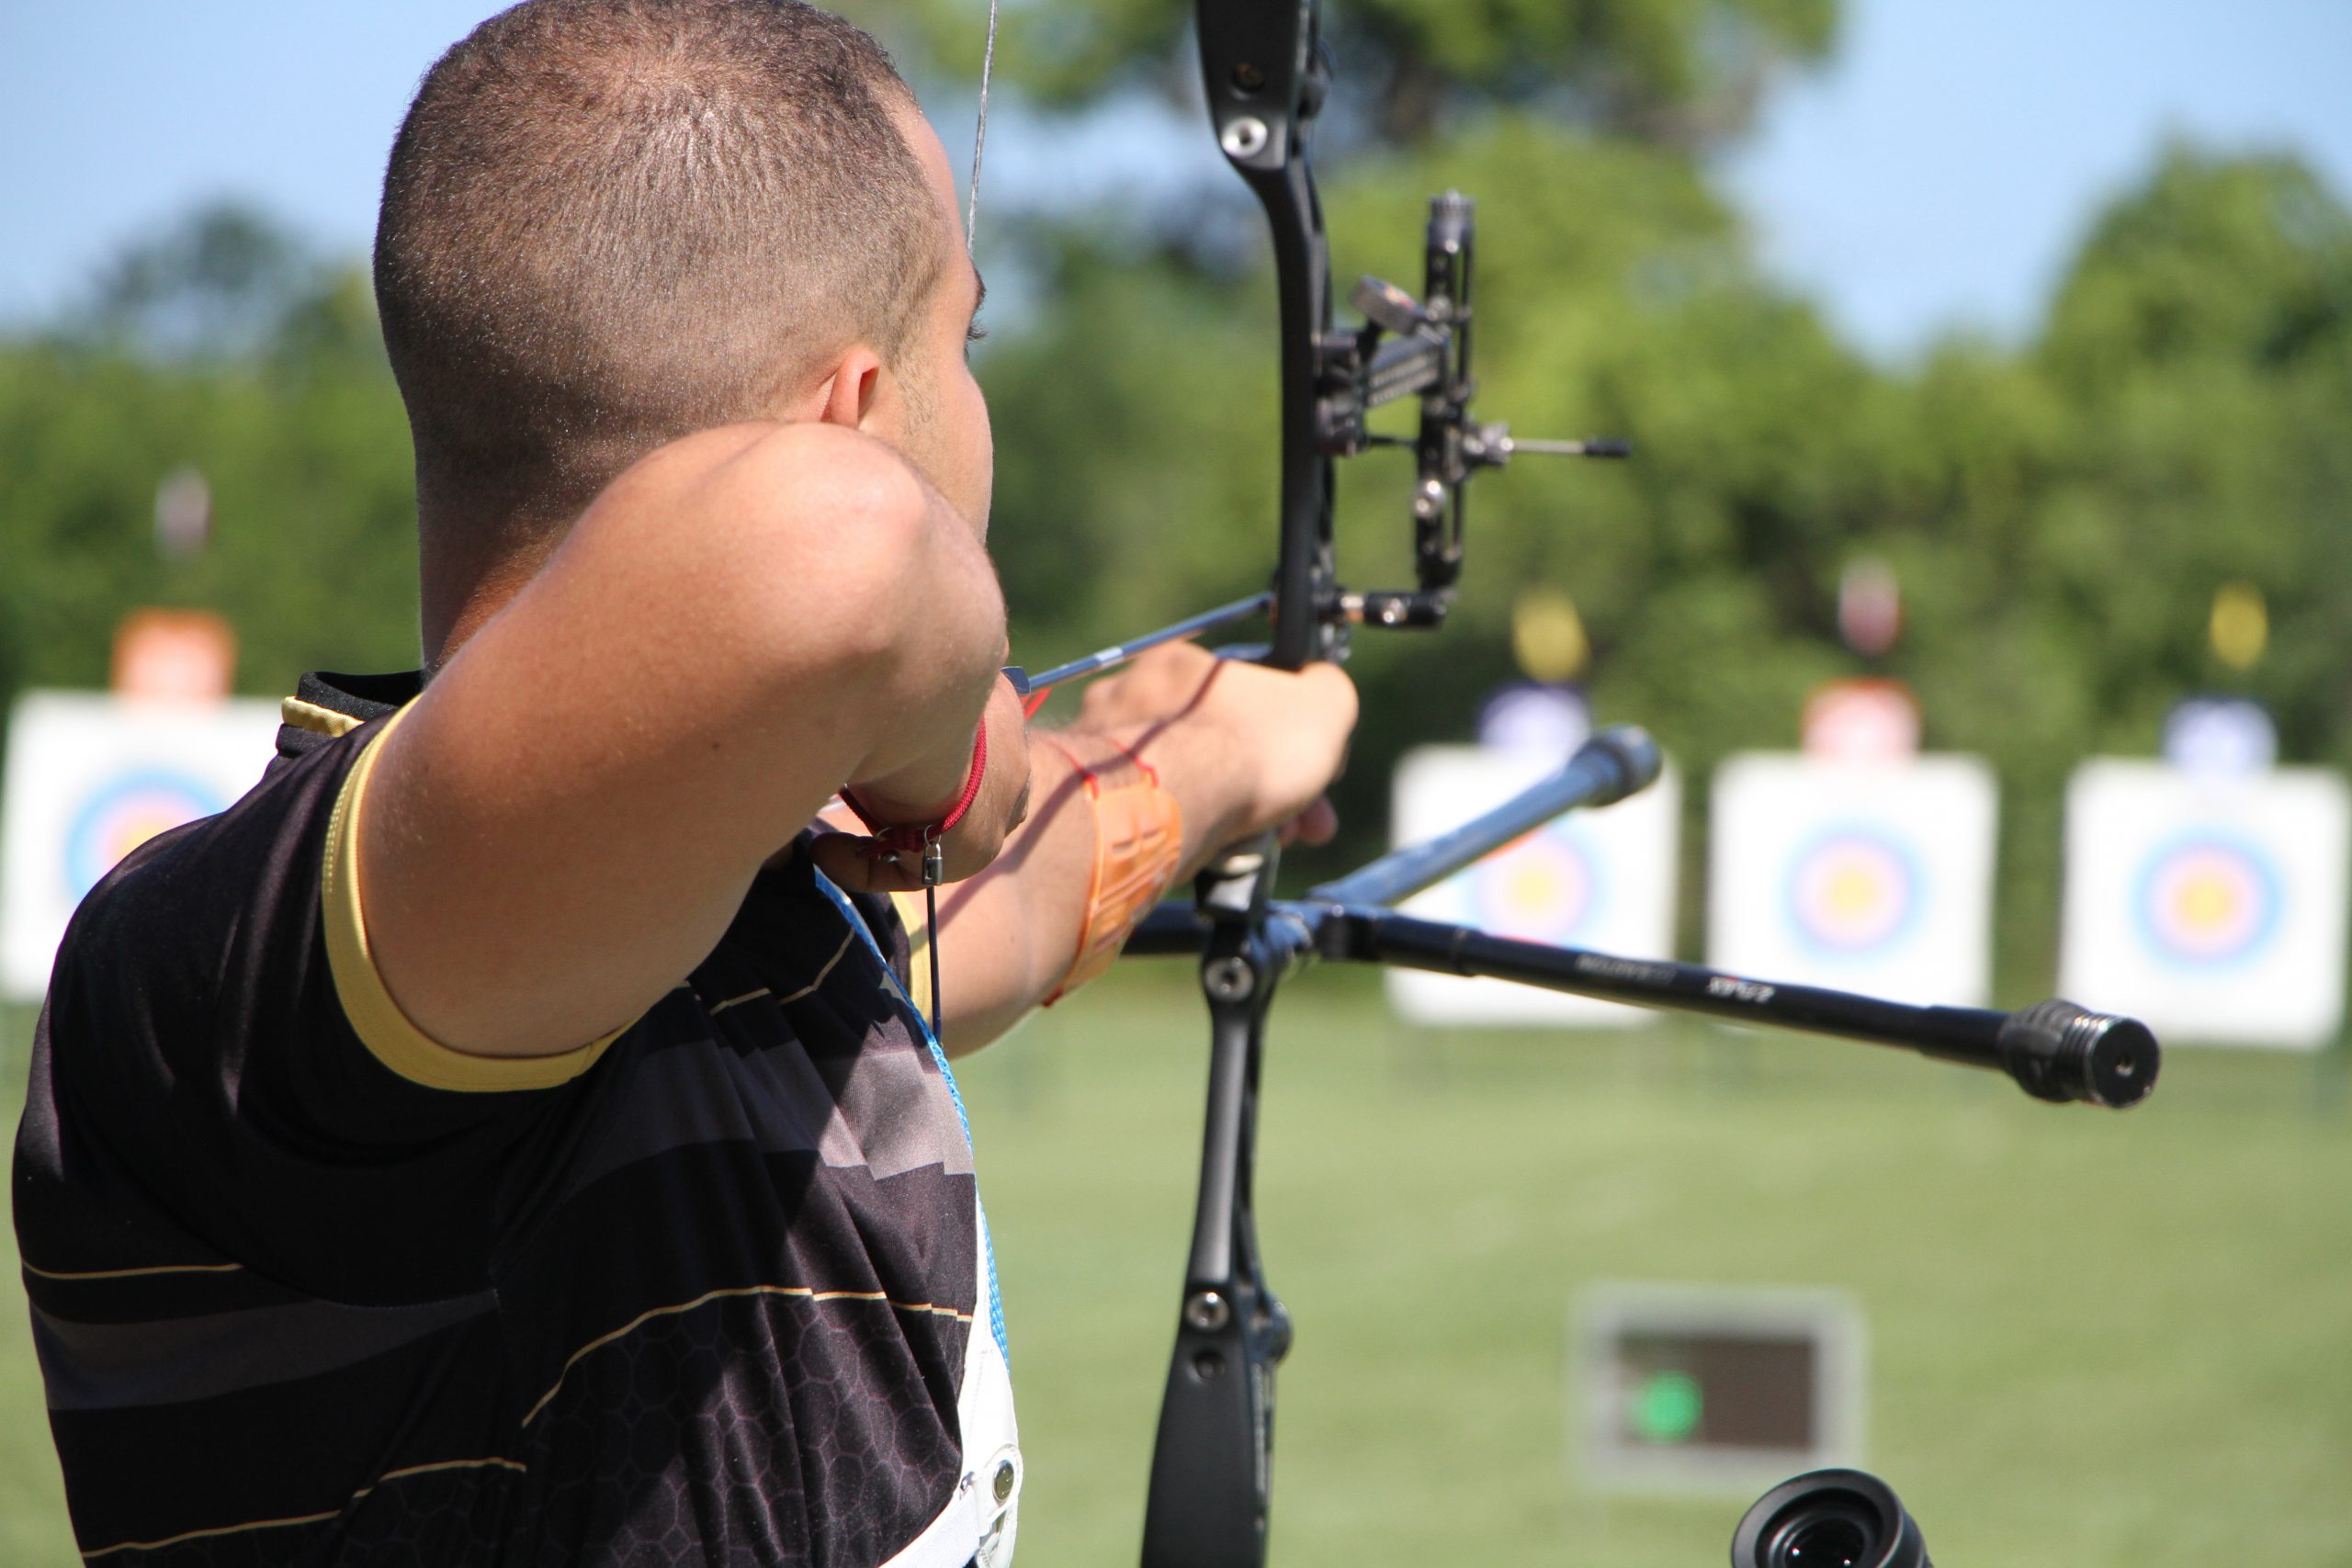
[840,721,989,1042]
[839,720,989,885]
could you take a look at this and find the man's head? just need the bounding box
[378,0,987,637]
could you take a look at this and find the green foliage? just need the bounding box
[0,231,420,705]
[2043,147,2352,385]
[2025,147,2352,768]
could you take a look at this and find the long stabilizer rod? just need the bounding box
[1329,910,2157,1108]
[1129,900,2156,1109]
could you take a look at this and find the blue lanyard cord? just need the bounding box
[812,871,1010,1365]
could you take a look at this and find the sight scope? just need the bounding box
[1731,1469,1929,1568]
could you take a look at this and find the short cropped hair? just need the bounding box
[375,0,941,539]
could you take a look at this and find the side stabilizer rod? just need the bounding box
[1306,725,1661,910]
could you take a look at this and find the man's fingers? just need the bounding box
[1277,795,1339,848]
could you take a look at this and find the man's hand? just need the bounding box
[1075,642,1357,868]
[813,675,1033,893]
[910,644,1358,1054]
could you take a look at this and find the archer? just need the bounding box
[13,3,1356,1563]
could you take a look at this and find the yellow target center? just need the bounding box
[1504,860,1560,912]
[108,808,186,861]
[2172,872,2235,931]
[1824,864,1880,919]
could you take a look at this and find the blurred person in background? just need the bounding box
[11,2,1355,1564]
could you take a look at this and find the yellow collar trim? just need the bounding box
[281,695,366,739]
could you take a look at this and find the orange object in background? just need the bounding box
[1802,677,1920,762]
[112,609,236,702]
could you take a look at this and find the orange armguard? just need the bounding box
[1038,735,1185,1005]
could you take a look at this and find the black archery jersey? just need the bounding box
[13,671,1019,1567]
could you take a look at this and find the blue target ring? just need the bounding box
[1471,825,1600,945]
[62,770,224,900]
[1782,825,1924,960]
[2131,830,2282,970]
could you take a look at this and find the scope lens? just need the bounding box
[1734,1470,1925,1568]
[1775,1516,1869,1565]
[1762,1494,1877,1568]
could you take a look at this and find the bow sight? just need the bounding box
[1204,0,1624,671]
[989,3,2164,1564]
[1006,102,1623,708]
[1323,197,1632,634]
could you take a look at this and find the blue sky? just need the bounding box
[3,1,2347,361]
[1716,0,2352,356]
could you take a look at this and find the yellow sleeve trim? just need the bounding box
[321,705,623,1093]
[888,890,932,1019]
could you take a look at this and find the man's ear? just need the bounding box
[810,345,895,435]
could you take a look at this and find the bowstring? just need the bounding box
[966,0,1001,254]
[929,0,999,1046]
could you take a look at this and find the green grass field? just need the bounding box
[5,976,2347,1565]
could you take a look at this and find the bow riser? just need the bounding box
[1138,8,1626,1562]
[1200,0,1337,672]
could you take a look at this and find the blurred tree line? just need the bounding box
[3,0,2346,998]
[0,207,419,709]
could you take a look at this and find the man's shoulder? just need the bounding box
[607,421,932,545]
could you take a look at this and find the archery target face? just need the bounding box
[1708,754,1996,1008]
[2,693,282,1000]
[1388,745,1679,1027]
[1471,828,1600,945]
[2060,761,2347,1048]
[62,771,228,900]
[2132,833,2281,968]
[1784,829,1922,958]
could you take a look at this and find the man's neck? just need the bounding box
[418,512,560,672]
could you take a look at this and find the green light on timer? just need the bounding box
[1631,1370,1703,1443]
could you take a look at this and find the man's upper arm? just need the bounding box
[355,423,1006,1061]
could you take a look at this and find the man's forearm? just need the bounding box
[922,716,1249,1054]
